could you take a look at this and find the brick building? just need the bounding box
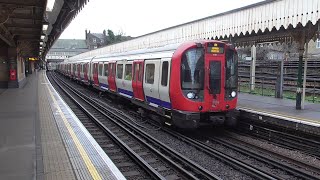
[85,30,107,50]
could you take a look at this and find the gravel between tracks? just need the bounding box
[231,133,320,169]
[55,73,320,179]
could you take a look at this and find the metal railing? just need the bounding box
[238,76,320,103]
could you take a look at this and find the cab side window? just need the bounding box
[161,61,168,86]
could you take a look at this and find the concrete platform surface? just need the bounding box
[0,73,38,180]
[238,93,320,125]
[0,71,125,180]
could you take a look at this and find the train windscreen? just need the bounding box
[225,49,238,99]
[181,48,205,101]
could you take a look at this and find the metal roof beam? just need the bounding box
[0,24,15,46]
[13,31,40,36]
[0,1,43,8]
[9,13,42,20]
[6,23,42,29]
[17,35,40,41]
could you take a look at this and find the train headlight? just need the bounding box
[231,91,237,98]
[187,92,196,99]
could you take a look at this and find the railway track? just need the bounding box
[102,90,320,179]
[152,125,320,180]
[50,71,320,179]
[48,72,221,180]
[219,131,320,174]
[199,130,320,179]
[235,121,320,158]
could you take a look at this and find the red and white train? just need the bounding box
[56,40,238,129]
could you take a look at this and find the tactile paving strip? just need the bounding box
[44,72,125,180]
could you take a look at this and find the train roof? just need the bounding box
[64,42,180,63]
[62,40,228,63]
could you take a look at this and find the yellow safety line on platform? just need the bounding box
[46,79,102,180]
[238,106,319,124]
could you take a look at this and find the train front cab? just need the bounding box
[170,41,238,129]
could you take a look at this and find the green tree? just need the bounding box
[107,29,115,43]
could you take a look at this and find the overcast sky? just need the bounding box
[59,0,264,39]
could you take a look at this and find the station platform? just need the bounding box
[0,70,125,180]
[237,93,320,134]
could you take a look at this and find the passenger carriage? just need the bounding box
[56,40,238,129]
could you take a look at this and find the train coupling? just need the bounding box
[209,115,225,125]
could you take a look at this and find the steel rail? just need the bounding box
[49,73,166,180]
[51,72,219,180]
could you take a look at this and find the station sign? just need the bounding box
[28,57,38,61]
[46,55,68,60]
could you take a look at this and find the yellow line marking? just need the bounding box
[238,106,319,124]
[46,77,102,180]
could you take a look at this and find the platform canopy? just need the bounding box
[73,0,320,59]
[0,0,89,58]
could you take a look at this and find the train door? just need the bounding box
[93,63,99,86]
[77,64,80,80]
[79,64,83,80]
[98,62,108,91]
[97,62,103,89]
[70,64,73,77]
[115,60,133,98]
[89,59,94,85]
[108,62,117,92]
[100,62,109,90]
[206,56,223,111]
[132,60,144,101]
[69,64,72,77]
[115,61,124,95]
[123,61,133,97]
[72,63,76,79]
[159,58,171,108]
[143,59,160,107]
[84,63,89,84]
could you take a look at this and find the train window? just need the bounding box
[145,64,155,84]
[93,64,96,74]
[98,64,103,76]
[133,63,139,81]
[117,64,123,79]
[109,64,113,76]
[125,64,132,80]
[110,63,115,76]
[113,64,116,76]
[81,64,84,72]
[138,64,143,81]
[209,61,221,94]
[104,64,108,76]
[161,61,169,86]
[225,49,238,99]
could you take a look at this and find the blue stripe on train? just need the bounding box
[118,88,134,97]
[96,86,171,109]
[99,83,109,90]
[146,96,172,109]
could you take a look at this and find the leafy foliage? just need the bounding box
[104,29,133,45]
